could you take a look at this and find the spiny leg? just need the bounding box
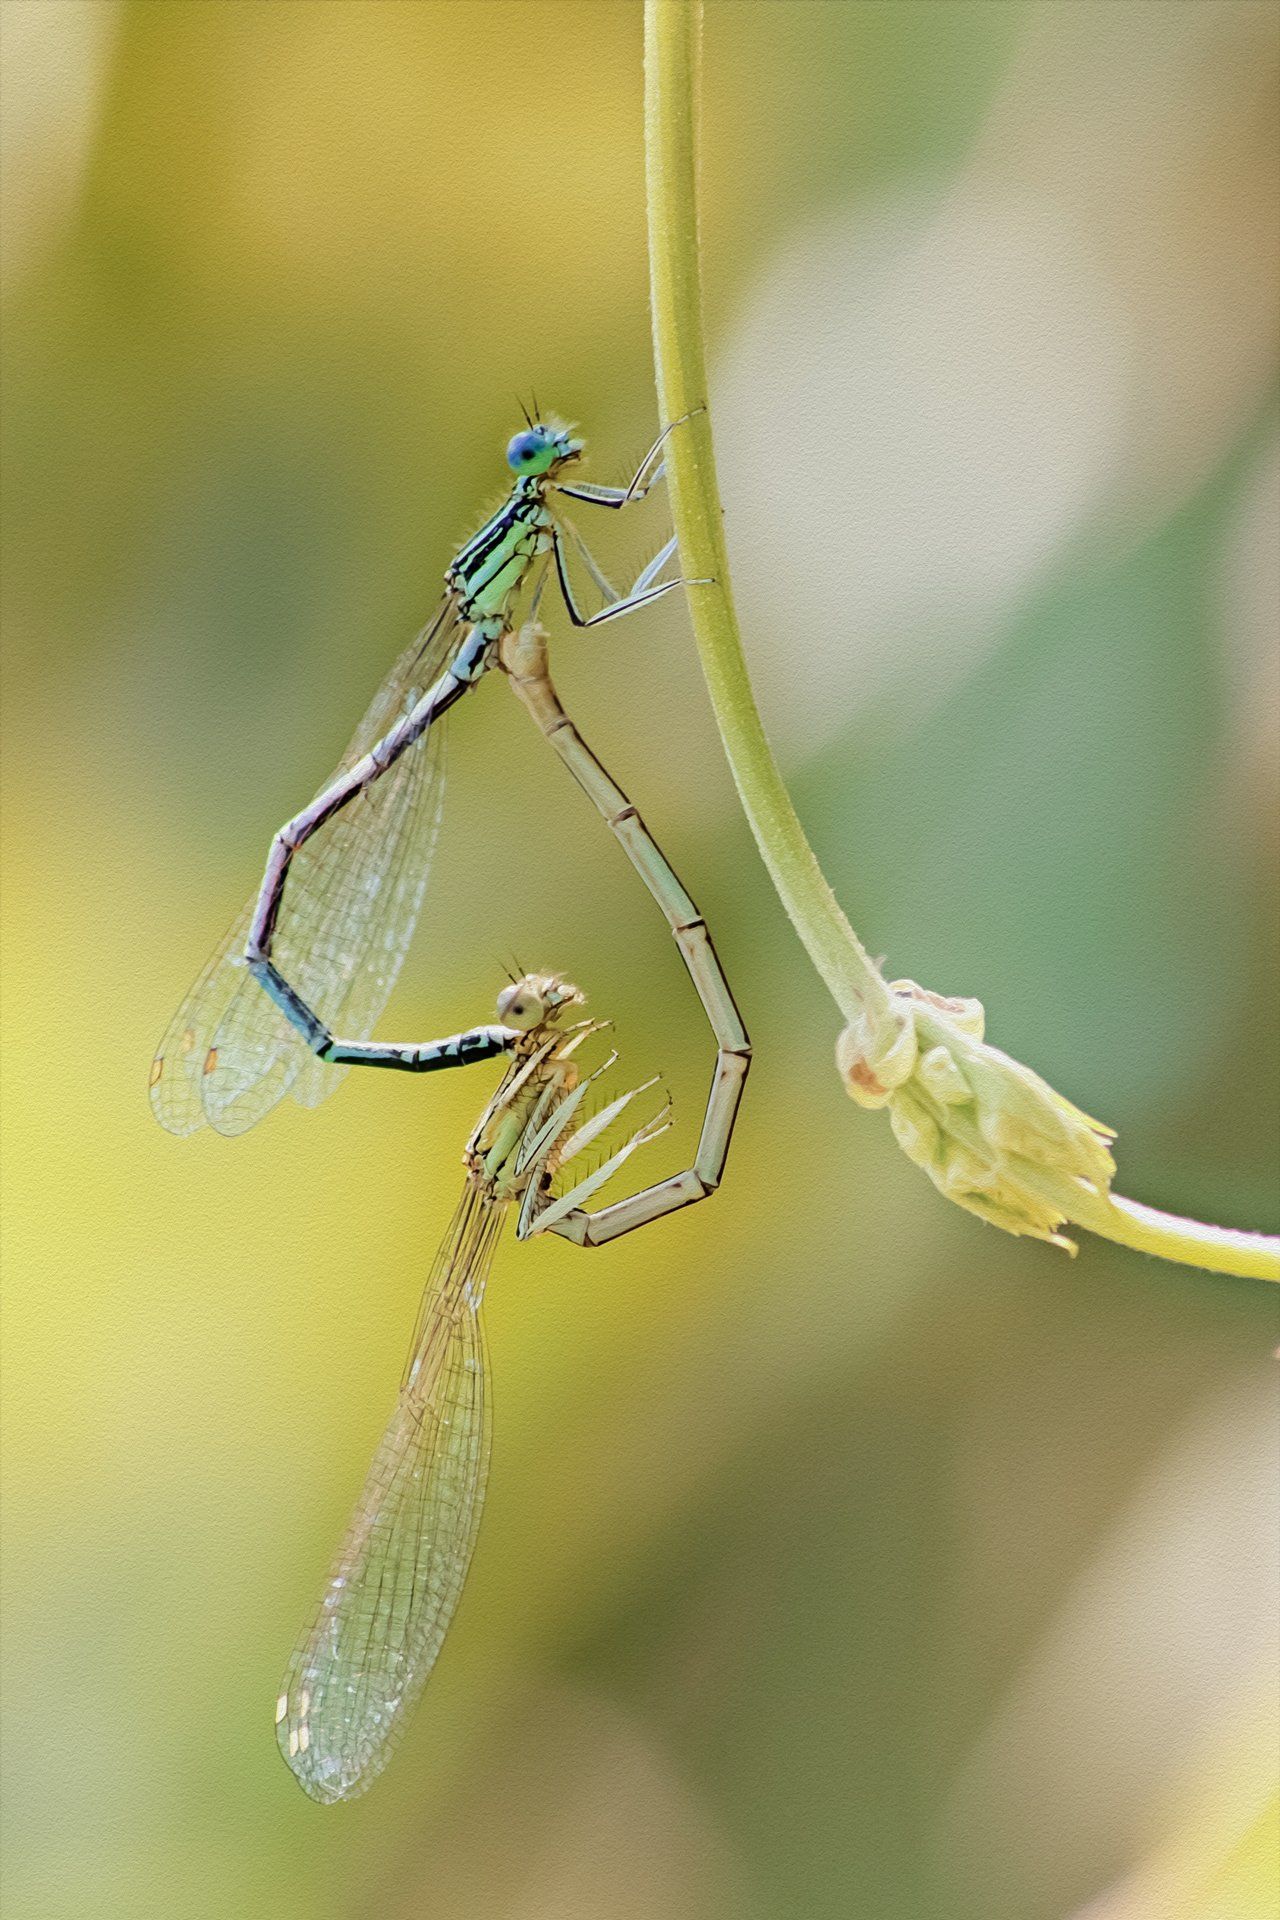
[560,516,619,604]
[631,533,679,593]
[550,526,704,630]
[558,526,677,621]
[552,416,691,510]
[500,624,750,1248]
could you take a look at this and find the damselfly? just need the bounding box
[265,643,749,1801]
[151,416,694,1138]
[273,970,673,1805]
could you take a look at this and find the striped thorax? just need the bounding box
[446,421,583,629]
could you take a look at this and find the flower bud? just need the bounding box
[838,978,1117,1252]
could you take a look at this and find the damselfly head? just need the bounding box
[496,970,584,1030]
[506,421,582,478]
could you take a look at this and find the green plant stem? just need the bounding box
[642,0,893,1038]
[641,0,1278,1286]
[1079,1195,1280,1285]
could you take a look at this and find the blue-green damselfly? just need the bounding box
[151,415,697,1137]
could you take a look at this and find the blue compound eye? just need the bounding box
[506,430,545,472]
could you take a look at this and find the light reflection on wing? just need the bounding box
[276,1185,497,1804]
[150,597,460,1136]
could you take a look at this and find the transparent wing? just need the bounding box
[149,596,461,1136]
[276,1184,499,1804]
[201,703,446,1136]
[287,734,448,1115]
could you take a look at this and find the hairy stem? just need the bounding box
[641,0,1278,1285]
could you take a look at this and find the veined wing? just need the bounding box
[200,693,447,1136]
[150,595,461,1136]
[276,1183,499,1804]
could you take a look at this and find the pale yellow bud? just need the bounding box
[838,979,1118,1253]
[835,1003,916,1108]
[917,1044,970,1106]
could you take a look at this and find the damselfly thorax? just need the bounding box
[446,481,556,631]
[465,1016,595,1202]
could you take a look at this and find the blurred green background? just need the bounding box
[2,3,1277,1916]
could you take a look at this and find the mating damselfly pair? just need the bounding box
[153,417,748,1801]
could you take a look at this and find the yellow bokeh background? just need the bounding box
[2,5,1277,1917]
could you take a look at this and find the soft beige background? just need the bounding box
[2,4,1277,1917]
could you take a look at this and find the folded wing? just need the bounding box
[150,598,458,1137]
[275,1184,497,1803]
